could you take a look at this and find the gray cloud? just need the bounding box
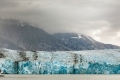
[0,0,120,46]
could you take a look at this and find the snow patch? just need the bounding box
[71,34,82,39]
[86,36,95,42]
[21,24,24,26]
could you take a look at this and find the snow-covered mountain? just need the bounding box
[0,18,120,51]
[0,48,120,74]
[54,33,120,50]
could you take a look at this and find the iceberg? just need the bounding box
[0,48,120,74]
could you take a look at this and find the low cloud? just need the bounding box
[0,0,120,45]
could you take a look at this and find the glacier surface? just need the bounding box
[0,49,120,74]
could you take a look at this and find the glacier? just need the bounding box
[0,48,120,74]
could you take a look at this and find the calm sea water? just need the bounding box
[0,75,120,80]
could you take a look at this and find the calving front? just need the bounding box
[0,49,120,74]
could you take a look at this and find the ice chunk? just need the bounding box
[0,59,15,74]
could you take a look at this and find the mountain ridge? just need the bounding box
[0,18,120,51]
[53,33,120,50]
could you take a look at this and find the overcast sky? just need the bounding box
[0,0,120,46]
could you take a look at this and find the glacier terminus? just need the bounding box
[0,49,120,74]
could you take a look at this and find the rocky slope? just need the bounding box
[0,18,120,51]
[0,18,70,51]
[53,33,120,50]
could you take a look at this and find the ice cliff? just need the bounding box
[0,48,120,74]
